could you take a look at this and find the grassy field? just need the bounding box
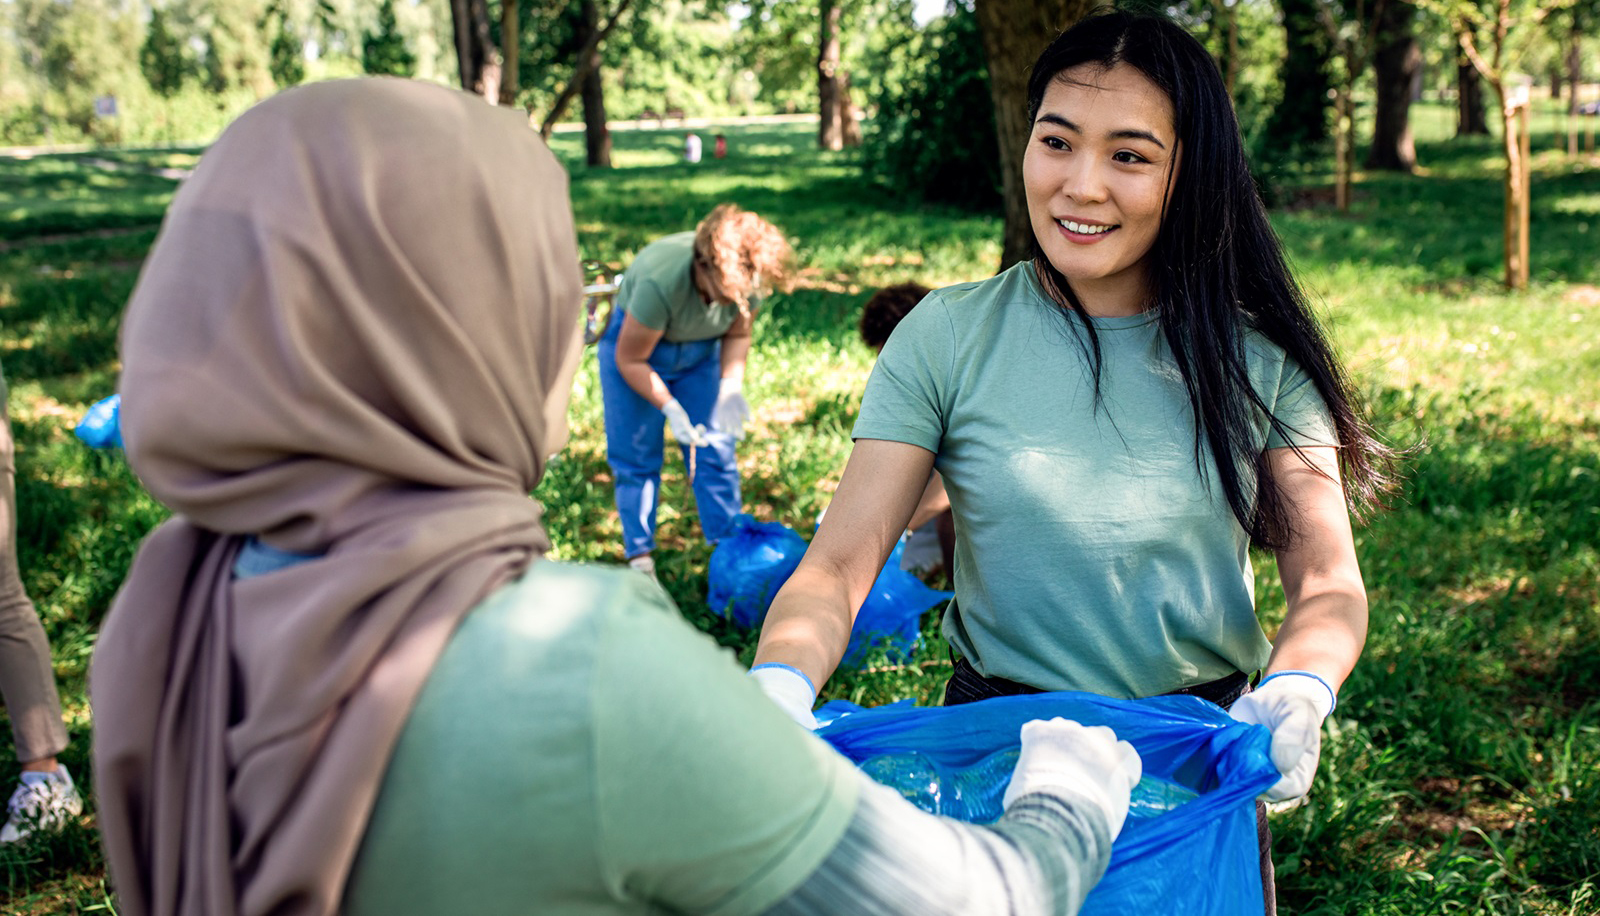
[0,99,1597,913]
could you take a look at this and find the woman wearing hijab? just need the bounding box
[90,79,1142,916]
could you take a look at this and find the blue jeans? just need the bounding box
[597,310,741,558]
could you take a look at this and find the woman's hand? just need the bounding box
[1245,445,1368,803]
[712,378,751,439]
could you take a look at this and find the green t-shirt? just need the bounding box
[853,262,1337,699]
[617,232,758,343]
[343,563,860,916]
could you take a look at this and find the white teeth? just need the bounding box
[1059,219,1113,235]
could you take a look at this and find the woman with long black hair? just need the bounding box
[749,9,1397,911]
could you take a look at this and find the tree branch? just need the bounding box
[537,0,636,139]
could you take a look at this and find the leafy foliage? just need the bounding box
[361,0,417,77]
[139,7,191,99]
[857,3,999,211]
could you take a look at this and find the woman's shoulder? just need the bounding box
[912,263,1042,330]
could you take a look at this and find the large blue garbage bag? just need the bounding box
[706,514,808,628]
[707,518,952,662]
[816,692,1280,915]
[74,394,123,449]
[841,537,951,668]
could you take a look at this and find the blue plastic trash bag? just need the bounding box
[74,394,123,449]
[707,514,808,628]
[816,692,1280,915]
[840,536,951,668]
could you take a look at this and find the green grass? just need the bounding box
[1,104,1598,913]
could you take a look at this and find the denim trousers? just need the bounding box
[597,310,740,559]
[944,657,1277,916]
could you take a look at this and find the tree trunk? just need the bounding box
[1567,24,1583,156]
[1496,82,1529,289]
[1455,21,1488,136]
[973,0,1097,271]
[839,72,861,148]
[1365,0,1417,171]
[450,0,498,99]
[497,0,519,106]
[817,0,843,151]
[1333,82,1352,210]
[580,0,611,167]
[1567,26,1582,115]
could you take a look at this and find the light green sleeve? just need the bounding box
[593,587,860,916]
[620,278,672,331]
[852,291,953,452]
[1265,356,1337,448]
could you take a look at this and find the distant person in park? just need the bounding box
[598,203,791,578]
[0,359,82,845]
[90,78,1144,916]
[715,133,728,159]
[858,282,954,587]
[684,131,703,163]
[750,10,1398,913]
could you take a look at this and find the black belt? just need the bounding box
[946,657,1253,709]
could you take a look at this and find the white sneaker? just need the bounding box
[627,554,658,581]
[0,765,84,844]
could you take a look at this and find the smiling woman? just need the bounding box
[751,9,1402,915]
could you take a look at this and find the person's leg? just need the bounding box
[597,322,666,561]
[0,395,79,845]
[0,399,67,767]
[667,340,741,544]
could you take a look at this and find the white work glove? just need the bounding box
[712,378,752,440]
[1228,670,1337,804]
[749,663,819,730]
[662,398,708,447]
[1003,718,1142,840]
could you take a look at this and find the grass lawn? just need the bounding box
[0,98,1597,913]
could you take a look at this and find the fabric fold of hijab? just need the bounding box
[90,78,584,916]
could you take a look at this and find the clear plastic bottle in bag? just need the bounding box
[859,746,1197,825]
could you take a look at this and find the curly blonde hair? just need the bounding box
[692,203,793,315]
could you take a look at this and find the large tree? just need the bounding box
[451,0,499,98]
[818,0,844,150]
[1260,0,1334,178]
[1365,0,1418,171]
[972,0,1096,270]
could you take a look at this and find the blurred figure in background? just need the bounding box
[0,357,82,845]
[597,203,792,579]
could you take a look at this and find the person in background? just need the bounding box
[0,358,82,845]
[714,133,728,159]
[90,78,1143,916]
[598,203,791,578]
[750,10,1399,913]
[685,132,703,164]
[858,282,955,588]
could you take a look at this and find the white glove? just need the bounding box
[662,398,708,447]
[1228,670,1337,803]
[749,664,818,729]
[1003,718,1142,840]
[712,378,752,440]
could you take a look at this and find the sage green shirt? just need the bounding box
[617,233,758,343]
[854,262,1336,699]
[344,563,859,915]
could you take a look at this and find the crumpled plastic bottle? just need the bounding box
[859,746,1197,825]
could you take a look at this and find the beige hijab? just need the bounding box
[90,78,583,916]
